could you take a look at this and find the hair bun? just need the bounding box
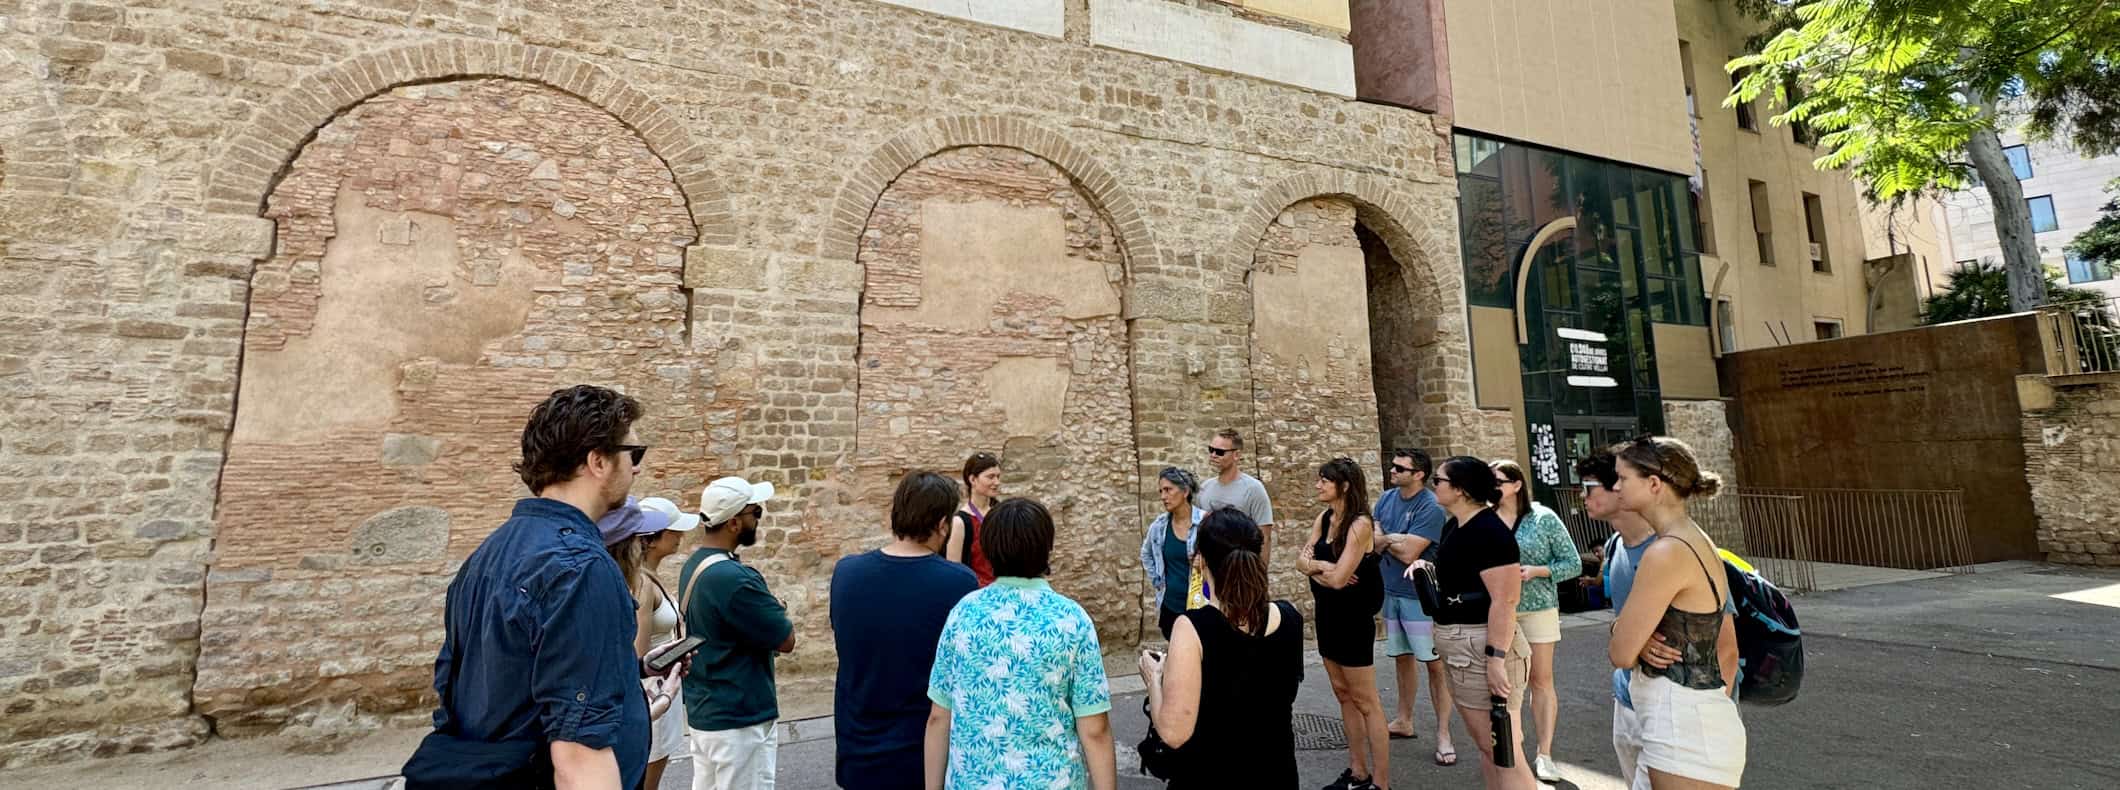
[1689,471,1723,499]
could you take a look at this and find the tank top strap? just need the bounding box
[1656,534,1725,608]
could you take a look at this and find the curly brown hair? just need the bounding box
[514,385,642,493]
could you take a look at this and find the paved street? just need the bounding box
[10,562,2117,790]
[682,563,2120,790]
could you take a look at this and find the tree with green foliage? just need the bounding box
[1921,258,2106,324]
[2067,180,2120,273]
[1726,0,2120,312]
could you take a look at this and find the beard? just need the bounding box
[736,525,759,547]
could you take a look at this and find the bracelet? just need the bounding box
[1483,644,1507,659]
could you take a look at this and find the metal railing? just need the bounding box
[2038,295,2120,375]
[1550,485,1975,592]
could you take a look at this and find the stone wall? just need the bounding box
[1663,398,1743,554]
[0,0,1490,765]
[193,78,709,735]
[1249,198,1383,595]
[2021,376,2120,566]
[844,146,1138,650]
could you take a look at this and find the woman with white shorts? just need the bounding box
[1606,437,1746,789]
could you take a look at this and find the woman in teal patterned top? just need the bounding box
[1492,459,1581,783]
[925,497,1116,790]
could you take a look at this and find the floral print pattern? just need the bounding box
[927,577,1112,790]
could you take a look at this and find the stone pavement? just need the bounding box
[14,562,2119,790]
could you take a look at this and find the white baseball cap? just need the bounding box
[699,476,775,527]
[638,496,701,532]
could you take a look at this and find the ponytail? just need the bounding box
[1218,546,1271,637]
[1197,506,1273,637]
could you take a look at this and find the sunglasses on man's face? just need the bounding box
[1207,446,1232,457]
[1388,464,1414,475]
[618,445,648,466]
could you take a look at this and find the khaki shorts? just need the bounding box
[1519,607,1562,644]
[1435,623,1531,711]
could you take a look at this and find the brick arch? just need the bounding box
[1222,171,1463,308]
[203,40,732,245]
[822,115,1160,270]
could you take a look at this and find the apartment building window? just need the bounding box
[1748,180,1774,265]
[1715,298,1737,353]
[1679,41,1700,117]
[2067,254,2114,284]
[1732,65,1758,131]
[1691,172,1717,255]
[1814,319,1843,340]
[1785,76,1813,145]
[1802,192,1830,273]
[2028,195,2059,233]
[2004,145,2033,180]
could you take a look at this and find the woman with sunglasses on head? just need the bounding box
[1491,459,1581,783]
[1417,456,1539,790]
[1606,437,1745,790]
[1297,458,1387,790]
[944,451,1001,586]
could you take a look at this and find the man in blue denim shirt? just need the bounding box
[402,386,656,790]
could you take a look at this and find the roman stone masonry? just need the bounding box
[1663,398,1743,554]
[843,146,1138,648]
[1248,198,1384,594]
[2022,377,2120,566]
[0,0,1502,765]
[193,78,709,735]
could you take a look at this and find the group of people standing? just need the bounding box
[401,385,1743,790]
[1133,434,1746,790]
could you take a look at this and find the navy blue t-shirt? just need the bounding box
[828,549,979,789]
[402,498,649,790]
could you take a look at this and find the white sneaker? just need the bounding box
[1534,754,1561,782]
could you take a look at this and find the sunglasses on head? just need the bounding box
[1207,446,1232,457]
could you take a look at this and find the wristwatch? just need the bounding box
[1483,644,1507,659]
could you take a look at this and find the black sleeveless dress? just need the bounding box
[1169,603,1305,789]
[1309,511,1383,667]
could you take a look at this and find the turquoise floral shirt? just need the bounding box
[1513,503,1582,613]
[927,576,1112,790]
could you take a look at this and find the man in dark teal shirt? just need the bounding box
[403,385,654,790]
[679,475,792,790]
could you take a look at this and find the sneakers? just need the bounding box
[1534,754,1562,782]
[1322,768,1379,790]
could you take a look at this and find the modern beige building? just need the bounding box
[1420,0,1906,493]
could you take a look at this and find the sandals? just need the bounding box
[1433,744,1458,766]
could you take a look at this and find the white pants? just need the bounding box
[687,720,778,790]
[1613,701,1642,787]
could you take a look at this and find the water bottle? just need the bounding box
[1489,695,1515,768]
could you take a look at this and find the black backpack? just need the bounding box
[1723,560,1804,706]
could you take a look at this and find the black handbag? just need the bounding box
[1136,696,1182,780]
[1412,564,1444,615]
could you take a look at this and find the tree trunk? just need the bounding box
[1964,98,2047,311]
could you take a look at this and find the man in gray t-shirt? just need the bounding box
[1199,428,1276,565]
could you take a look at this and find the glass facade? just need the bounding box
[1453,131,1709,501]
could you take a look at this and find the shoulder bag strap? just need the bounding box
[679,552,733,619]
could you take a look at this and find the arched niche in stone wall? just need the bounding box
[842,144,1143,647]
[1233,177,1492,597]
[193,77,706,734]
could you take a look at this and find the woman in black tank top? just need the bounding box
[1605,436,1747,789]
[1140,507,1304,788]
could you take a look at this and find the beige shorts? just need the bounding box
[1519,607,1562,644]
[1434,623,1530,710]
